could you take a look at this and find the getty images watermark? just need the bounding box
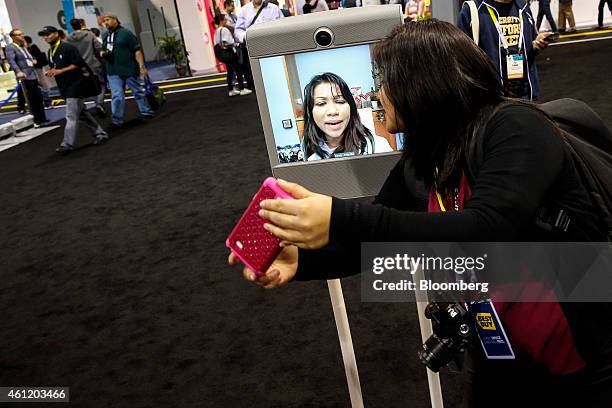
[371,252,489,294]
[360,243,612,303]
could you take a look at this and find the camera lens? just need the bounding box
[418,335,455,373]
[314,28,333,47]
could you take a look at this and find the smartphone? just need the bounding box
[226,177,294,276]
[543,32,558,43]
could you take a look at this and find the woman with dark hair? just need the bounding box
[301,72,392,161]
[229,19,611,406]
[214,13,251,97]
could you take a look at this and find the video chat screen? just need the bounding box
[259,44,404,164]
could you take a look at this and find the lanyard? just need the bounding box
[434,168,459,212]
[435,189,459,212]
[486,5,523,52]
[50,40,61,58]
[48,40,61,65]
[13,43,33,61]
[108,32,115,45]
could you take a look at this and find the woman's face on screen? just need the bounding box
[311,82,351,147]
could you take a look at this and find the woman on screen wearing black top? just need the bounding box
[301,72,392,161]
[229,20,611,406]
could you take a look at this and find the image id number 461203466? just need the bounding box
[0,387,69,402]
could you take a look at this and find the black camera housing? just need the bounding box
[418,302,474,372]
[314,27,334,47]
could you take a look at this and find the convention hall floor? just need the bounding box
[0,38,610,407]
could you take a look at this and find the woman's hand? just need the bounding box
[259,179,332,250]
[228,246,298,289]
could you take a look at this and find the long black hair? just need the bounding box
[373,19,506,191]
[301,72,374,160]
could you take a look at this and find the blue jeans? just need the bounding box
[107,75,153,125]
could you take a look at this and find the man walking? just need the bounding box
[6,28,48,126]
[598,0,612,29]
[38,26,108,155]
[66,18,107,117]
[536,0,558,35]
[558,0,576,33]
[100,13,153,130]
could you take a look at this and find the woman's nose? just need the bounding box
[326,103,339,115]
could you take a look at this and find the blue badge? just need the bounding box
[469,300,515,359]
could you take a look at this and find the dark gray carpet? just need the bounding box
[0,38,609,407]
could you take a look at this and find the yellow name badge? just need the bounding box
[476,312,497,330]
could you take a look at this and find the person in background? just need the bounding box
[91,27,102,43]
[222,0,240,89]
[457,0,552,101]
[536,0,558,34]
[234,0,284,92]
[280,2,293,17]
[66,18,107,117]
[234,0,285,43]
[356,0,382,6]
[38,25,108,155]
[303,0,329,13]
[598,0,612,29]
[97,15,109,39]
[100,13,153,130]
[24,35,52,108]
[214,13,251,97]
[417,0,431,19]
[558,0,576,33]
[225,0,238,32]
[269,0,292,16]
[404,0,419,21]
[6,28,48,126]
[90,27,107,116]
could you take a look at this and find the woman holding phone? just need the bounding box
[301,72,392,161]
[229,20,611,406]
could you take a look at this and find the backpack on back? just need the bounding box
[469,99,612,241]
[540,99,612,241]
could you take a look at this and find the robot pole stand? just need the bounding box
[327,279,364,408]
[413,267,444,408]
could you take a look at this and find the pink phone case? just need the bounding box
[226,177,294,276]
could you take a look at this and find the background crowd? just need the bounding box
[1,13,154,155]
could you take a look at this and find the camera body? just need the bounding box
[100,49,113,63]
[314,27,334,47]
[418,302,474,372]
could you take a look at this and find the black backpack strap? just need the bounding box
[248,1,268,29]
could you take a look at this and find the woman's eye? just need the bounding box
[315,102,326,107]
[334,99,346,104]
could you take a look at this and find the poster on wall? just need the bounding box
[197,0,224,71]
[74,0,99,30]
